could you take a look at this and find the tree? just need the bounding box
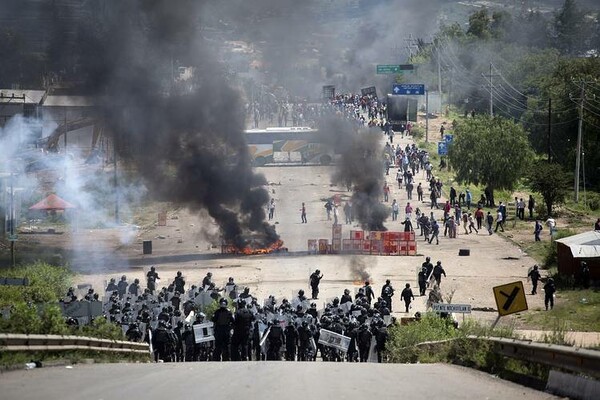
[553,0,589,55]
[448,116,532,206]
[526,161,571,217]
[467,9,491,39]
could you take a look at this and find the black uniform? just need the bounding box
[381,283,394,312]
[543,280,556,310]
[212,306,234,361]
[432,263,446,287]
[400,286,415,313]
[528,268,541,295]
[309,272,323,299]
[231,307,254,361]
[418,268,428,296]
[284,324,298,361]
[266,324,284,360]
[357,325,372,362]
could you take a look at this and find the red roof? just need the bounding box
[29,194,76,211]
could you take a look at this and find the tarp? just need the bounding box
[29,194,76,211]
[555,231,600,259]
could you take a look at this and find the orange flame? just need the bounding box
[222,239,285,255]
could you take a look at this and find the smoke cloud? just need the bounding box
[77,1,278,249]
[322,116,388,231]
[350,256,372,283]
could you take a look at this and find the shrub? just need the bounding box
[386,313,458,362]
[0,262,72,306]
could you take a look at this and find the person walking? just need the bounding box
[418,267,428,296]
[494,209,504,232]
[333,205,339,225]
[300,202,307,223]
[528,195,535,219]
[383,183,390,202]
[534,220,543,241]
[400,283,415,313]
[475,207,484,230]
[405,202,413,220]
[268,199,275,220]
[432,261,446,287]
[391,200,399,221]
[528,265,541,295]
[486,211,494,235]
[417,183,423,202]
[428,219,440,245]
[543,278,556,310]
[468,213,478,234]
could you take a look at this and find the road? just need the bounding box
[0,362,560,400]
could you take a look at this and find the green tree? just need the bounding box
[553,0,589,55]
[526,161,571,217]
[467,9,491,39]
[448,116,532,206]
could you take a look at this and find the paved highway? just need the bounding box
[1,362,559,400]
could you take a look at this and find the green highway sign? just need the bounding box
[377,64,414,74]
[8,234,18,242]
[377,65,400,74]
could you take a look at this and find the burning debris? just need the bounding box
[221,238,287,255]
[350,256,372,286]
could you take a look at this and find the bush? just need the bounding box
[542,229,575,268]
[386,313,458,362]
[79,317,125,340]
[584,192,600,211]
[0,262,72,306]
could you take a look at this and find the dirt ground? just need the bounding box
[29,130,554,333]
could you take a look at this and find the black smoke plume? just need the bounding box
[321,116,388,231]
[78,1,278,248]
[350,256,372,283]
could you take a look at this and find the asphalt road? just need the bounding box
[0,362,559,400]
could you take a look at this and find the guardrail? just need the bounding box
[471,336,600,379]
[410,336,600,379]
[0,333,149,355]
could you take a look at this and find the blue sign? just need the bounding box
[392,83,425,95]
[444,134,454,143]
[437,142,448,156]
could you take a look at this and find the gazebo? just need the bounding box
[29,194,76,212]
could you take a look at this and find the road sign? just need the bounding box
[432,303,471,313]
[392,83,425,95]
[377,65,401,74]
[361,86,377,97]
[444,134,454,143]
[437,141,448,155]
[493,281,528,316]
[7,233,18,241]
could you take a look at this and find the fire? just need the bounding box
[221,239,286,255]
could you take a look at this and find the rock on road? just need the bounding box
[1,362,559,400]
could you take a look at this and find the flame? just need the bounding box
[222,239,285,255]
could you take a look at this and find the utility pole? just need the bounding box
[574,82,584,203]
[437,49,442,112]
[425,90,429,143]
[547,98,552,162]
[10,172,15,267]
[113,131,119,224]
[481,63,498,117]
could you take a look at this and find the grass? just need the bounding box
[520,289,600,332]
[0,350,151,370]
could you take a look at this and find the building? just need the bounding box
[555,231,600,280]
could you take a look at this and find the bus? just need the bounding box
[244,127,335,166]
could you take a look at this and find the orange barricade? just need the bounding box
[408,241,417,256]
[350,230,364,240]
[318,239,329,254]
